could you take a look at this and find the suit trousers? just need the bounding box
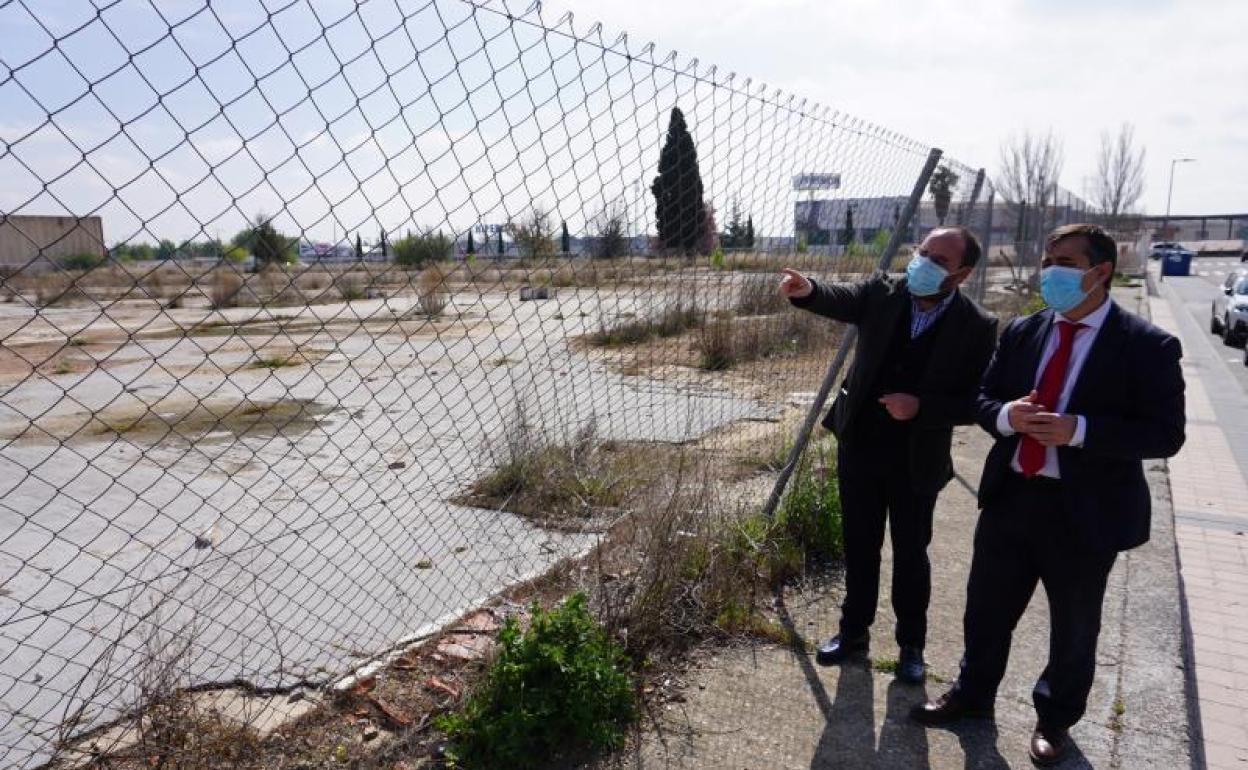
[954,474,1118,729]
[836,439,938,649]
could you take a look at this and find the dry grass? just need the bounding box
[697,310,835,371]
[415,262,450,317]
[589,299,703,347]
[210,270,244,309]
[335,271,368,301]
[460,418,650,530]
[736,272,788,316]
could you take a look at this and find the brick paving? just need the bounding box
[1151,286,1248,770]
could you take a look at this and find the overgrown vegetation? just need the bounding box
[59,253,104,271]
[210,271,244,309]
[697,311,833,371]
[465,418,640,527]
[507,207,557,259]
[735,272,787,316]
[393,230,453,267]
[230,214,295,267]
[595,438,843,657]
[589,299,703,347]
[416,263,450,316]
[434,594,635,769]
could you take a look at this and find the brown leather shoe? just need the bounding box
[1028,723,1071,766]
[909,689,994,726]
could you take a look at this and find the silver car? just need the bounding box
[1212,267,1248,346]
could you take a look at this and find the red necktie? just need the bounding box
[1018,320,1084,477]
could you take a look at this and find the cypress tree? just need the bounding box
[746,216,755,249]
[355,233,363,260]
[497,227,504,256]
[651,107,707,255]
[467,229,475,255]
[379,229,387,257]
[561,221,570,254]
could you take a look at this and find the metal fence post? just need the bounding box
[761,147,943,520]
[958,169,985,227]
[975,190,995,304]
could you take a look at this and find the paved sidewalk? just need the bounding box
[1151,272,1248,770]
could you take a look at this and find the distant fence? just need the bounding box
[0,1,1086,766]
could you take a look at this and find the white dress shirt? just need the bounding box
[995,297,1113,478]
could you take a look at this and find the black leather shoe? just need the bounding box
[909,689,994,726]
[1029,723,1071,766]
[897,646,925,684]
[815,633,868,665]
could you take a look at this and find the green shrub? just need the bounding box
[393,231,452,267]
[59,253,103,271]
[776,441,844,568]
[230,215,294,266]
[435,593,635,768]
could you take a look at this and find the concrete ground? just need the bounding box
[601,281,1192,770]
[0,283,770,767]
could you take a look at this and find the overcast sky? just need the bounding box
[1,0,1243,245]
[538,0,1247,216]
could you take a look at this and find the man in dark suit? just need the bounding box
[911,224,1186,766]
[780,226,998,684]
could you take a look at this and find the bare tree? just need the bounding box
[589,199,631,259]
[1092,123,1146,231]
[996,130,1064,278]
[506,206,556,259]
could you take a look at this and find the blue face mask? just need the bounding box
[905,254,949,297]
[1040,266,1092,313]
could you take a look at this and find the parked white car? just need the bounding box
[1212,267,1248,346]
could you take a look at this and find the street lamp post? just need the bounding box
[1162,157,1196,241]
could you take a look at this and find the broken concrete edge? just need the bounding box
[41,545,596,770]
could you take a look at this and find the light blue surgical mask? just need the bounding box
[905,254,949,297]
[1040,265,1092,313]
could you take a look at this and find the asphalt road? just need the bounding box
[1163,254,1248,394]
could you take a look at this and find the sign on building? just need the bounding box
[793,173,841,191]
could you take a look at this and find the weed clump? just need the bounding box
[210,271,244,309]
[416,262,449,316]
[736,272,787,316]
[589,300,702,347]
[466,419,638,526]
[435,593,635,769]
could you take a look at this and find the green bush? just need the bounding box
[230,215,294,266]
[392,231,452,267]
[435,593,635,769]
[59,253,103,271]
[776,441,844,567]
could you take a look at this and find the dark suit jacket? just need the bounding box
[791,273,998,495]
[974,302,1186,552]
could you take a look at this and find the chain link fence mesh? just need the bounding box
[0,1,1089,766]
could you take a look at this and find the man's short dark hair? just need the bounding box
[1047,223,1117,288]
[935,225,982,270]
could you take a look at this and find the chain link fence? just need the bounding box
[0,1,1083,766]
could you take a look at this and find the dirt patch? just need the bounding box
[2,397,340,445]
